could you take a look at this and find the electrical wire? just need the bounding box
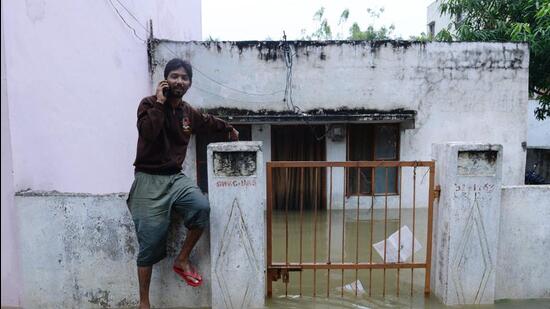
[194,67,285,96]
[107,0,146,42]
[282,31,298,112]
[114,0,149,31]
[109,1,334,141]
[109,0,287,99]
[162,43,286,97]
[193,85,284,105]
[282,32,332,141]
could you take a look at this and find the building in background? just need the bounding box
[151,40,529,212]
[426,0,453,37]
[526,100,550,183]
[427,0,550,184]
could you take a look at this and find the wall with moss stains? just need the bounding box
[16,191,211,308]
[153,41,529,187]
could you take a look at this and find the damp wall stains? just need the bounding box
[151,41,528,115]
[15,192,211,308]
[151,40,529,187]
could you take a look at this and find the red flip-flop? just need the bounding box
[173,265,203,287]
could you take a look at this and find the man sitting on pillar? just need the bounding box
[127,58,239,309]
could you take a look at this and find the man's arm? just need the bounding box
[189,106,239,141]
[136,81,170,141]
[137,98,165,141]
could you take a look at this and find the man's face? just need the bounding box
[166,67,191,98]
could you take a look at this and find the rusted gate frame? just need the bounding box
[266,160,435,298]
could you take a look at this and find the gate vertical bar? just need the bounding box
[327,167,333,297]
[369,166,375,297]
[424,163,435,294]
[299,167,304,297]
[411,165,417,296]
[313,167,319,297]
[285,168,289,297]
[383,167,389,296]
[355,166,360,296]
[341,167,346,297]
[396,165,403,296]
[266,163,273,297]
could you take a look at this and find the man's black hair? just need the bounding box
[164,58,193,82]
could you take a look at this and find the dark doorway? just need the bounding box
[271,125,326,211]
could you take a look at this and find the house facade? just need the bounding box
[426,0,550,183]
[152,40,529,210]
[427,0,454,37]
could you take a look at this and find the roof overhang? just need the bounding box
[207,109,416,129]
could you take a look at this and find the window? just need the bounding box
[428,22,435,37]
[456,12,463,23]
[196,124,251,193]
[346,124,399,196]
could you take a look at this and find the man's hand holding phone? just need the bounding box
[156,80,169,104]
[229,128,239,141]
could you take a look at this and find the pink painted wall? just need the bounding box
[2,0,202,195]
[1,1,22,304]
[1,0,201,306]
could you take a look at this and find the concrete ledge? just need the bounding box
[16,191,211,308]
[496,185,550,300]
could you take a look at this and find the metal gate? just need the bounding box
[266,161,436,298]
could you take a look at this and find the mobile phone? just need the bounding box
[163,86,171,97]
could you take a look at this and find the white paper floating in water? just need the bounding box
[373,225,422,263]
[342,279,366,295]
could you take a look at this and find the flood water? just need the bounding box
[263,209,550,309]
[168,208,548,309]
[265,296,550,309]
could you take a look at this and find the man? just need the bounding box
[127,58,238,309]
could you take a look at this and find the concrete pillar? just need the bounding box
[431,143,503,305]
[208,142,265,309]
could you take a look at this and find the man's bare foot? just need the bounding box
[139,302,150,309]
[173,260,201,285]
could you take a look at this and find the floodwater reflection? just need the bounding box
[266,209,549,309]
[270,209,429,299]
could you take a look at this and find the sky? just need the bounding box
[202,0,436,41]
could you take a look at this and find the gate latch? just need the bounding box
[268,267,302,283]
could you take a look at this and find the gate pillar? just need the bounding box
[431,143,503,305]
[207,141,265,309]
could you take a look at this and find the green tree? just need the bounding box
[349,8,395,40]
[438,0,550,120]
[302,7,395,40]
[310,7,333,40]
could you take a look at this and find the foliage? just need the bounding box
[438,0,550,120]
[311,7,332,40]
[302,7,395,41]
[349,8,395,40]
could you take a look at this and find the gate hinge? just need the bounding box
[434,185,441,199]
